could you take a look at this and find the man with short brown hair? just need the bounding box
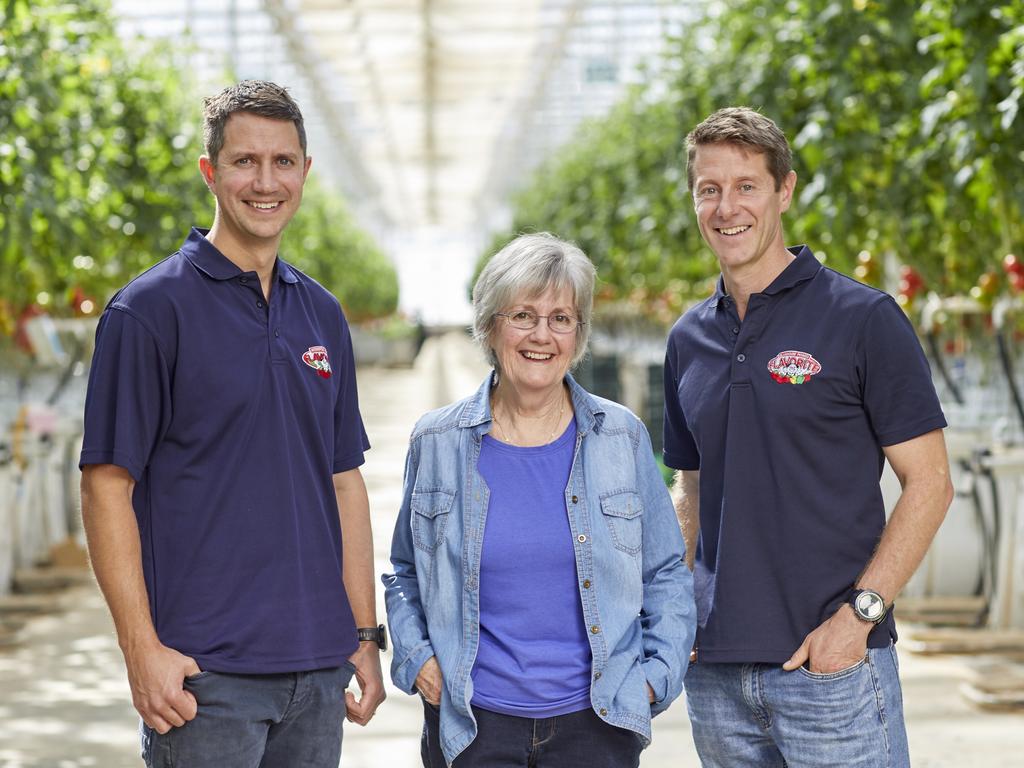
[664,106,953,766]
[80,80,386,767]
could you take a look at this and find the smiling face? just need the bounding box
[691,142,796,283]
[492,284,577,398]
[199,111,311,262]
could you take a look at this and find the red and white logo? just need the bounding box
[767,350,821,385]
[301,345,332,379]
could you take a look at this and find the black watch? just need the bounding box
[847,588,888,625]
[357,624,388,650]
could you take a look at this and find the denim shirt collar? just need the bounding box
[458,370,607,437]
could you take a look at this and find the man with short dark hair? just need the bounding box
[663,106,953,766]
[80,80,386,767]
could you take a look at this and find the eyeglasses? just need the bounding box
[495,310,584,334]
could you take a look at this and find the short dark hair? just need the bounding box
[202,80,306,164]
[685,107,792,191]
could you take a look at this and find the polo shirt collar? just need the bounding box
[713,244,820,307]
[762,245,820,295]
[182,227,299,284]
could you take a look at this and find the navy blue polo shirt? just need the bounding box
[663,246,946,664]
[80,228,370,673]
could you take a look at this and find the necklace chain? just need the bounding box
[491,394,566,446]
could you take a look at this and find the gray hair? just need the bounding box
[472,233,595,371]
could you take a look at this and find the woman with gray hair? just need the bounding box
[383,233,696,768]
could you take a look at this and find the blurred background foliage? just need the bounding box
[0,0,396,338]
[284,178,399,323]
[3,0,1021,334]
[480,0,1024,324]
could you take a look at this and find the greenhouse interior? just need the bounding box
[2,0,1024,765]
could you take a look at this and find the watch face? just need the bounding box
[855,591,885,621]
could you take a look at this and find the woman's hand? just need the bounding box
[416,656,444,706]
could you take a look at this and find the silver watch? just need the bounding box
[848,588,888,624]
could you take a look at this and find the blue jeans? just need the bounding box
[420,702,643,768]
[141,663,355,768]
[684,646,909,767]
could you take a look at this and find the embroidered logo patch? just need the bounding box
[767,350,821,385]
[301,345,332,378]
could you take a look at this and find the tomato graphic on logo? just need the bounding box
[767,350,821,385]
[301,345,332,379]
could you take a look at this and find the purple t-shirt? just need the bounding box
[472,418,592,717]
[80,229,369,673]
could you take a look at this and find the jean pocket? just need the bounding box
[411,489,455,553]
[184,670,214,683]
[340,659,358,689]
[600,490,644,554]
[421,696,441,715]
[797,656,867,681]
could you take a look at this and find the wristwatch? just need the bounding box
[847,588,888,625]
[357,624,388,650]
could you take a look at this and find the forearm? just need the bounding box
[80,464,159,652]
[671,470,700,570]
[858,457,953,604]
[334,468,377,627]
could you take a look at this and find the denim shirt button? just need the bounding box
[590,625,600,634]
[599,707,608,717]
[577,534,587,544]
[593,671,602,680]
[571,495,579,504]
[582,579,591,589]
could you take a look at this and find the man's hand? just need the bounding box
[123,640,201,734]
[782,605,871,674]
[415,656,443,706]
[345,642,386,725]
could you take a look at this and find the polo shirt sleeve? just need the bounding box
[859,295,947,446]
[332,313,370,473]
[662,338,700,470]
[79,306,172,482]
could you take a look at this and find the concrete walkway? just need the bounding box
[1,332,1023,767]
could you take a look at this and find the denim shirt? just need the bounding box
[383,372,696,766]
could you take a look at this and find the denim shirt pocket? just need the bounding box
[599,490,644,555]
[411,488,456,553]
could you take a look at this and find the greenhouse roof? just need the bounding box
[111,0,692,239]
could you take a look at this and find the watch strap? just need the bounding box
[356,624,387,650]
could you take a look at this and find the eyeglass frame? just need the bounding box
[494,310,585,334]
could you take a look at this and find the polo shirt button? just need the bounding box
[599,707,608,717]
[240,276,248,283]
[732,327,739,334]
[274,329,280,338]
[736,353,746,362]
[571,495,579,504]
[583,579,591,589]
[257,300,264,308]
[590,625,600,634]
[577,534,587,544]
